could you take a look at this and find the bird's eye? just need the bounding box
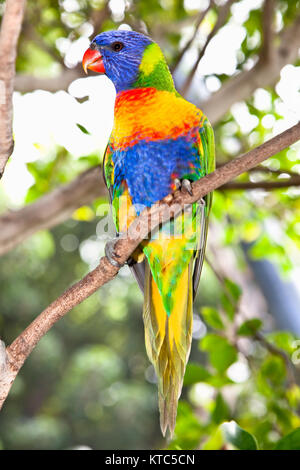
[111,41,124,52]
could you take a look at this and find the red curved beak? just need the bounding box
[82,47,105,74]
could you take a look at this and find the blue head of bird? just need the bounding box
[82,30,155,93]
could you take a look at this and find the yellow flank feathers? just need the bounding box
[116,192,137,233]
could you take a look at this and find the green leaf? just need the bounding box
[201,307,224,330]
[201,334,238,373]
[286,385,300,409]
[76,123,90,135]
[206,374,234,388]
[261,356,286,386]
[265,331,297,355]
[224,225,237,244]
[183,363,211,386]
[224,279,242,302]
[274,428,300,450]
[220,293,235,320]
[202,427,224,450]
[238,319,262,336]
[221,421,258,450]
[30,231,55,259]
[212,393,230,424]
[250,235,285,260]
[168,401,203,450]
[78,154,100,166]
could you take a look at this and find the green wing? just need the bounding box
[193,117,215,297]
[102,143,114,202]
[199,117,215,211]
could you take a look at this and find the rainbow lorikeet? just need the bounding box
[82,30,215,437]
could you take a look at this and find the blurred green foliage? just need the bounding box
[1,0,300,450]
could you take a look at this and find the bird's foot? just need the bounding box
[105,236,124,268]
[174,178,193,196]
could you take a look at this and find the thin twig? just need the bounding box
[180,0,236,96]
[217,162,300,178]
[90,1,111,34]
[222,176,300,190]
[0,122,299,410]
[205,254,229,291]
[171,0,214,74]
[247,166,299,178]
[255,331,297,386]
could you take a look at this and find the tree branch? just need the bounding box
[1,160,300,258]
[0,166,105,256]
[1,122,299,410]
[0,0,27,178]
[22,21,65,66]
[14,67,84,94]
[259,0,275,64]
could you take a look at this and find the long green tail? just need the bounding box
[143,261,193,437]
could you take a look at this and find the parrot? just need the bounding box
[82,30,215,437]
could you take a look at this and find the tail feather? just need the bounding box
[143,261,193,437]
